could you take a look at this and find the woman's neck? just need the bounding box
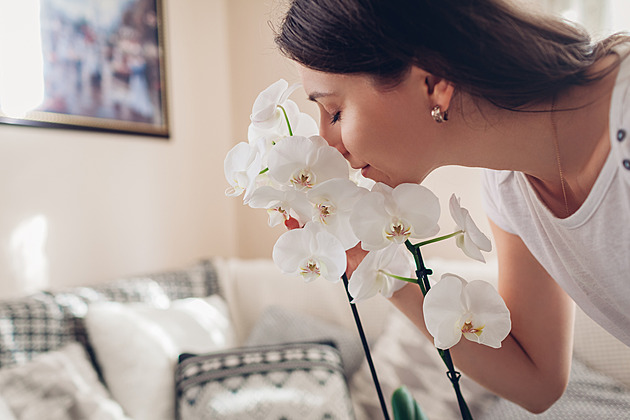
[443,57,619,216]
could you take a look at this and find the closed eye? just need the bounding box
[330,111,341,125]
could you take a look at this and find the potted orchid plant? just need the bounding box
[225,80,512,420]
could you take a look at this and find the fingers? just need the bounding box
[284,216,301,230]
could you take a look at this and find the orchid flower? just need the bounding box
[306,178,368,249]
[449,194,492,263]
[348,244,412,303]
[248,186,312,227]
[272,222,346,283]
[223,140,264,202]
[350,183,441,251]
[267,135,349,190]
[423,274,511,350]
[248,79,318,141]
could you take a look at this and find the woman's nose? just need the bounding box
[319,117,347,156]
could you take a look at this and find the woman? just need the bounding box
[275,0,630,413]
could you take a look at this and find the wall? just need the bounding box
[0,0,236,297]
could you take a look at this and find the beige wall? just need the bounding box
[0,0,236,297]
[0,0,495,298]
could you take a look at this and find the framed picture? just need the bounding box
[0,0,169,138]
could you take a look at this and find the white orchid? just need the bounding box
[223,140,264,202]
[348,244,412,303]
[351,183,441,251]
[423,274,511,350]
[306,178,368,249]
[248,79,318,142]
[248,186,312,227]
[449,194,492,263]
[267,135,349,191]
[272,222,346,283]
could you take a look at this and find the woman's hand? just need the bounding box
[345,243,369,278]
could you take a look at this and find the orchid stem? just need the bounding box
[405,240,474,420]
[414,230,463,248]
[384,272,418,283]
[277,105,293,136]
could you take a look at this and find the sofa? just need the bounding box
[0,257,627,420]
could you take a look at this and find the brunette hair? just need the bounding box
[275,0,630,110]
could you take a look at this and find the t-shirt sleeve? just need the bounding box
[481,169,517,235]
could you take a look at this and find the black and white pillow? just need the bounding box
[175,342,356,420]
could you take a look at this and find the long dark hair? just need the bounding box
[275,0,630,110]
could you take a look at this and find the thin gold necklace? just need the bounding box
[550,99,570,217]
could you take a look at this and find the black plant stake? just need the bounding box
[342,273,391,420]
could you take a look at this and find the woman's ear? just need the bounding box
[425,74,455,111]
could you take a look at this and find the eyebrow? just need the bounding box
[307,91,334,102]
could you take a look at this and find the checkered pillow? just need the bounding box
[0,259,222,370]
[0,293,68,368]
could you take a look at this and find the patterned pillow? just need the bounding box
[175,342,356,420]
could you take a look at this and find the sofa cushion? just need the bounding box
[245,305,364,377]
[85,295,235,420]
[0,342,130,420]
[176,342,356,420]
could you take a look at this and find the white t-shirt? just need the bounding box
[481,51,630,347]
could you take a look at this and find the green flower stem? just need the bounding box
[384,272,418,284]
[414,230,463,248]
[277,105,293,136]
[405,240,473,420]
[259,167,269,175]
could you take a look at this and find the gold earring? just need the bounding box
[431,105,448,123]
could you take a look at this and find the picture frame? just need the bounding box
[0,0,169,138]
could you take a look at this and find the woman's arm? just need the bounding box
[388,219,575,413]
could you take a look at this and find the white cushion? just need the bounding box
[0,343,129,420]
[85,295,235,420]
[212,257,392,344]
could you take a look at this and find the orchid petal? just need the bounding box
[350,192,392,251]
[423,274,510,350]
[272,228,312,274]
[250,79,289,130]
[307,178,367,249]
[272,223,346,283]
[464,280,511,348]
[394,184,441,239]
[423,275,466,349]
[348,245,411,303]
[248,186,311,227]
[224,142,263,200]
[294,112,319,137]
[449,194,492,263]
[268,136,349,190]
